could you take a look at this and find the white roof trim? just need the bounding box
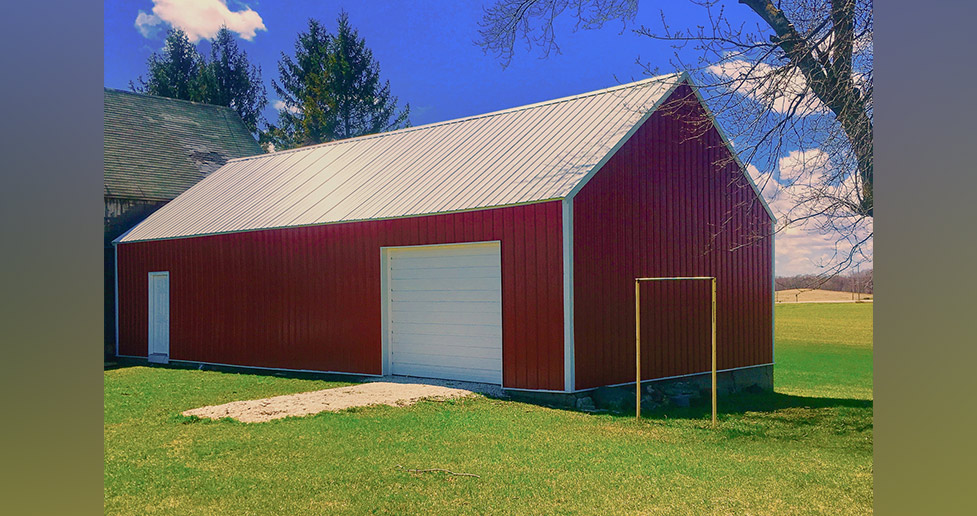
[564,72,687,200]
[111,224,138,245]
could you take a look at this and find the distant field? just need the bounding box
[775,302,873,400]
[776,288,873,303]
[105,304,873,515]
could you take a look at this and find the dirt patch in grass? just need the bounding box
[182,381,480,423]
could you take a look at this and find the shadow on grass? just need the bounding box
[598,391,873,422]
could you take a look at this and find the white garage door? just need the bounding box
[386,242,503,384]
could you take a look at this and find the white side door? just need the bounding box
[148,271,170,364]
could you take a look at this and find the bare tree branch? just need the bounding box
[478,0,873,275]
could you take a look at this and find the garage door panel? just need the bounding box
[390,362,500,385]
[391,300,500,314]
[391,321,502,337]
[389,245,499,259]
[392,332,500,349]
[390,290,500,303]
[390,254,500,269]
[391,276,500,291]
[387,242,503,384]
[392,310,501,326]
[391,265,501,280]
[391,351,501,370]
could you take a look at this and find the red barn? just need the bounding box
[115,73,774,395]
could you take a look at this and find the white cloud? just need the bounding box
[708,46,871,117]
[774,221,872,276]
[748,154,873,276]
[273,100,301,115]
[777,148,830,185]
[134,0,266,42]
[134,11,164,39]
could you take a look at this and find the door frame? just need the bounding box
[380,240,503,383]
[148,270,170,363]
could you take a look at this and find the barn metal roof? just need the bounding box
[118,73,686,243]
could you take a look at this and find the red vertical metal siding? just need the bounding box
[118,201,565,390]
[573,84,773,390]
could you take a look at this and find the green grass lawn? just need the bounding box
[105,303,873,515]
[775,303,874,400]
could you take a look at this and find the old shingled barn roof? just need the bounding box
[104,88,263,202]
[119,74,692,243]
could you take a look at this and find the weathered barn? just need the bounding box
[104,89,263,357]
[115,73,774,394]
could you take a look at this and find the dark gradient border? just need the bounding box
[1,1,975,513]
[0,2,103,515]
[876,1,977,513]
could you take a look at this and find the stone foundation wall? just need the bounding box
[504,364,773,412]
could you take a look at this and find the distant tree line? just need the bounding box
[776,269,872,293]
[131,11,409,149]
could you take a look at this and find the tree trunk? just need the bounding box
[740,0,873,216]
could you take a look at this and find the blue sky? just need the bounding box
[105,0,728,126]
[104,0,872,276]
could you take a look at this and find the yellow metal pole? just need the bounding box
[711,278,717,427]
[635,280,641,420]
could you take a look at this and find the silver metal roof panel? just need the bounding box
[119,73,685,243]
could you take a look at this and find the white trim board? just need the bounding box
[113,242,120,357]
[115,354,771,392]
[771,221,777,363]
[502,386,576,394]
[561,198,575,392]
[380,247,391,376]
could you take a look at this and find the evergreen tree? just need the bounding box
[131,29,206,101]
[133,27,267,135]
[265,12,410,150]
[200,27,268,133]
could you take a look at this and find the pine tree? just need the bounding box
[131,29,206,101]
[132,27,267,135]
[264,12,410,150]
[200,27,267,133]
